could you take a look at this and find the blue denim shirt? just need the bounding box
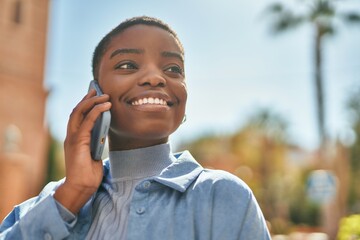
[0,150,271,240]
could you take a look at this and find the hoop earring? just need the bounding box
[182,114,187,124]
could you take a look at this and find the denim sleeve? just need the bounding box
[208,170,271,240]
[0,195,71,240]
[238,192,271,239]
[54,199,77,228]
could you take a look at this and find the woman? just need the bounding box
[0,16,271,240]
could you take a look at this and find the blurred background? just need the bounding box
[0,0,359,239]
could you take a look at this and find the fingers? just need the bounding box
[67,91,111,135]
[78,101,111,136]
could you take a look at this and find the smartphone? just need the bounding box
[88,80,111,160]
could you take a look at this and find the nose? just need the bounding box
[138,67,166,88]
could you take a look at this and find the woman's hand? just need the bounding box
[54,89,111,214]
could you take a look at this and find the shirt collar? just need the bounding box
[152,150,204,192]
[103,148,203,192]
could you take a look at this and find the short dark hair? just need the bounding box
[92,16,184,80]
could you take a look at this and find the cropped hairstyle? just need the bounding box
[92,16,184,80]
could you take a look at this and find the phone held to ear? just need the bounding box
[88,80,111,160]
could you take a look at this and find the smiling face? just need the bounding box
[97,24,187,150]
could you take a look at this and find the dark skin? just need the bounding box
[54,25,187,214]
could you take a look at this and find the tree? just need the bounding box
[264,0,360,150]
[346,86,360,213]
[182,109,299,234]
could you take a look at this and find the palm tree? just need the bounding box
[264,0,360,150]
[346,86,360,213]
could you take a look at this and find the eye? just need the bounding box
[164,65,184,75]
[115,62,138,70]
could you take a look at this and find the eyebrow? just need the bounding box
[161,51,184,63]
[110,48,144,59]
[110,48,184,63]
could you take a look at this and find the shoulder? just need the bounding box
[197,170,271,238]
[196,168,252,196]
[188,169,265,228]
[200,168,247,184]
[174,150,252,197]
[194,169,265,220]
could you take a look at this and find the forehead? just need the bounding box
[106,25,183,55]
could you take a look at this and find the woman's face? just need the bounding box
[97,24,187,150]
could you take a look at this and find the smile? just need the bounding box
[131,97,169,106]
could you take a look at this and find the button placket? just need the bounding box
[133,180,152,216]
[136,206,146,215]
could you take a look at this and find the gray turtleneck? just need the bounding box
[85,143,175,240]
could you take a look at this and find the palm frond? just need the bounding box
[272,15,305,33]
[319,24,336,36]
[310,0,335,21]
[264,2,306,33]
[266,2,284,13]
[341,12,360,24]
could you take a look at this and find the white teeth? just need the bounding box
[131,97,168,106]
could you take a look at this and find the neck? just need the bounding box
[109,142,174,179]
[108,134,169,151]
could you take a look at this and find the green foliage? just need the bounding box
[288,169,321,227]
[264,0,360,35]
[346,87,360,213]
[264,0,360,147]
[45,136,65,184]
[290,199,320,227]
[337,215,360,240]
[264,2,305,33]
[347,87,360,124]
[246,109,289,144]
[289,196,321,226]
[343,12,360,24]
[181,108,322,232]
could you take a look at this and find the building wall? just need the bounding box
[0,0,49,220]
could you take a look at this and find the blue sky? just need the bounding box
[44,0,360,150]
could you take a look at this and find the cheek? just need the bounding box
[98,71,133,95]
[108,105,120,131]
[172,79,187,98]
[177,82,188,110]
[173,83,187,125]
